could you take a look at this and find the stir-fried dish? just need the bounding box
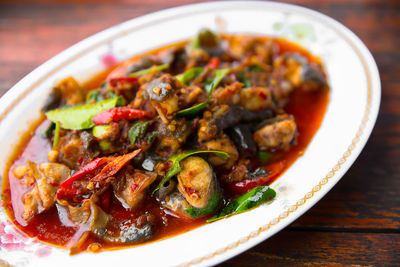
[2,29,329,254]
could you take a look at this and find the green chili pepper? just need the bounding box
[176,67,204,85]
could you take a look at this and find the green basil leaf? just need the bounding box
[176,101,208,117]
[176,67,204,85]
[185,190,222,219]
[128,63,169,78]
[152,150,230,195]
[207,186,276,223]
[205,68,230,93]
[45,97,121,130]
[128,121,150,145]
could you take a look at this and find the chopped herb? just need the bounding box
[205,68,230,93]
[207,186,276,222]
[152,150,230,195]
[128,121,150,145]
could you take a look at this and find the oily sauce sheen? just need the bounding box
[2,36,329,252]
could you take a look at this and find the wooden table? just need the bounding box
[1,0,399,265]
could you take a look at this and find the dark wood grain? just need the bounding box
[0,0,399,265]
[222,231,400,266]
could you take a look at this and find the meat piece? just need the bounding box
[213,105,273,133]
[177,157,215,209]
[42,86,62,112]
[57,150,142,205]
[177,85,207,108]
[57,198,111,254]
[57,133,83,169]
[126,56,162,74]
[211,82,242,106]
[239,86,275,111]
[102,217,154,244]
[220,160,250,183]
[65,198,111,229]
[197,110,220,142]
[200,136,239,169]
[154,118,193,157]
[197,105,274,143]
[162,191,192,218]
[133,74,182,120]
[154,179,176,201]
[270,53,328,106]
[254,115,297,150]
[229,35,278,64]
[112,166,157,209]
[14,162,71,222]
[55,77,85,106]
[227,124,257,157]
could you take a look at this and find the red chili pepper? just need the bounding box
[92,149,141,183]
[228,161,286,192]
[205,57,220,69]
[109,77,138,88]
[56,149,141,201]
[57,157,111,200]
[92,107,153,125]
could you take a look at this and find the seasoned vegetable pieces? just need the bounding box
[4,28,330,254]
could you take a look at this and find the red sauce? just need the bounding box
[2,37,329,253]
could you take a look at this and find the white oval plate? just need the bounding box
[0,1,380,266]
